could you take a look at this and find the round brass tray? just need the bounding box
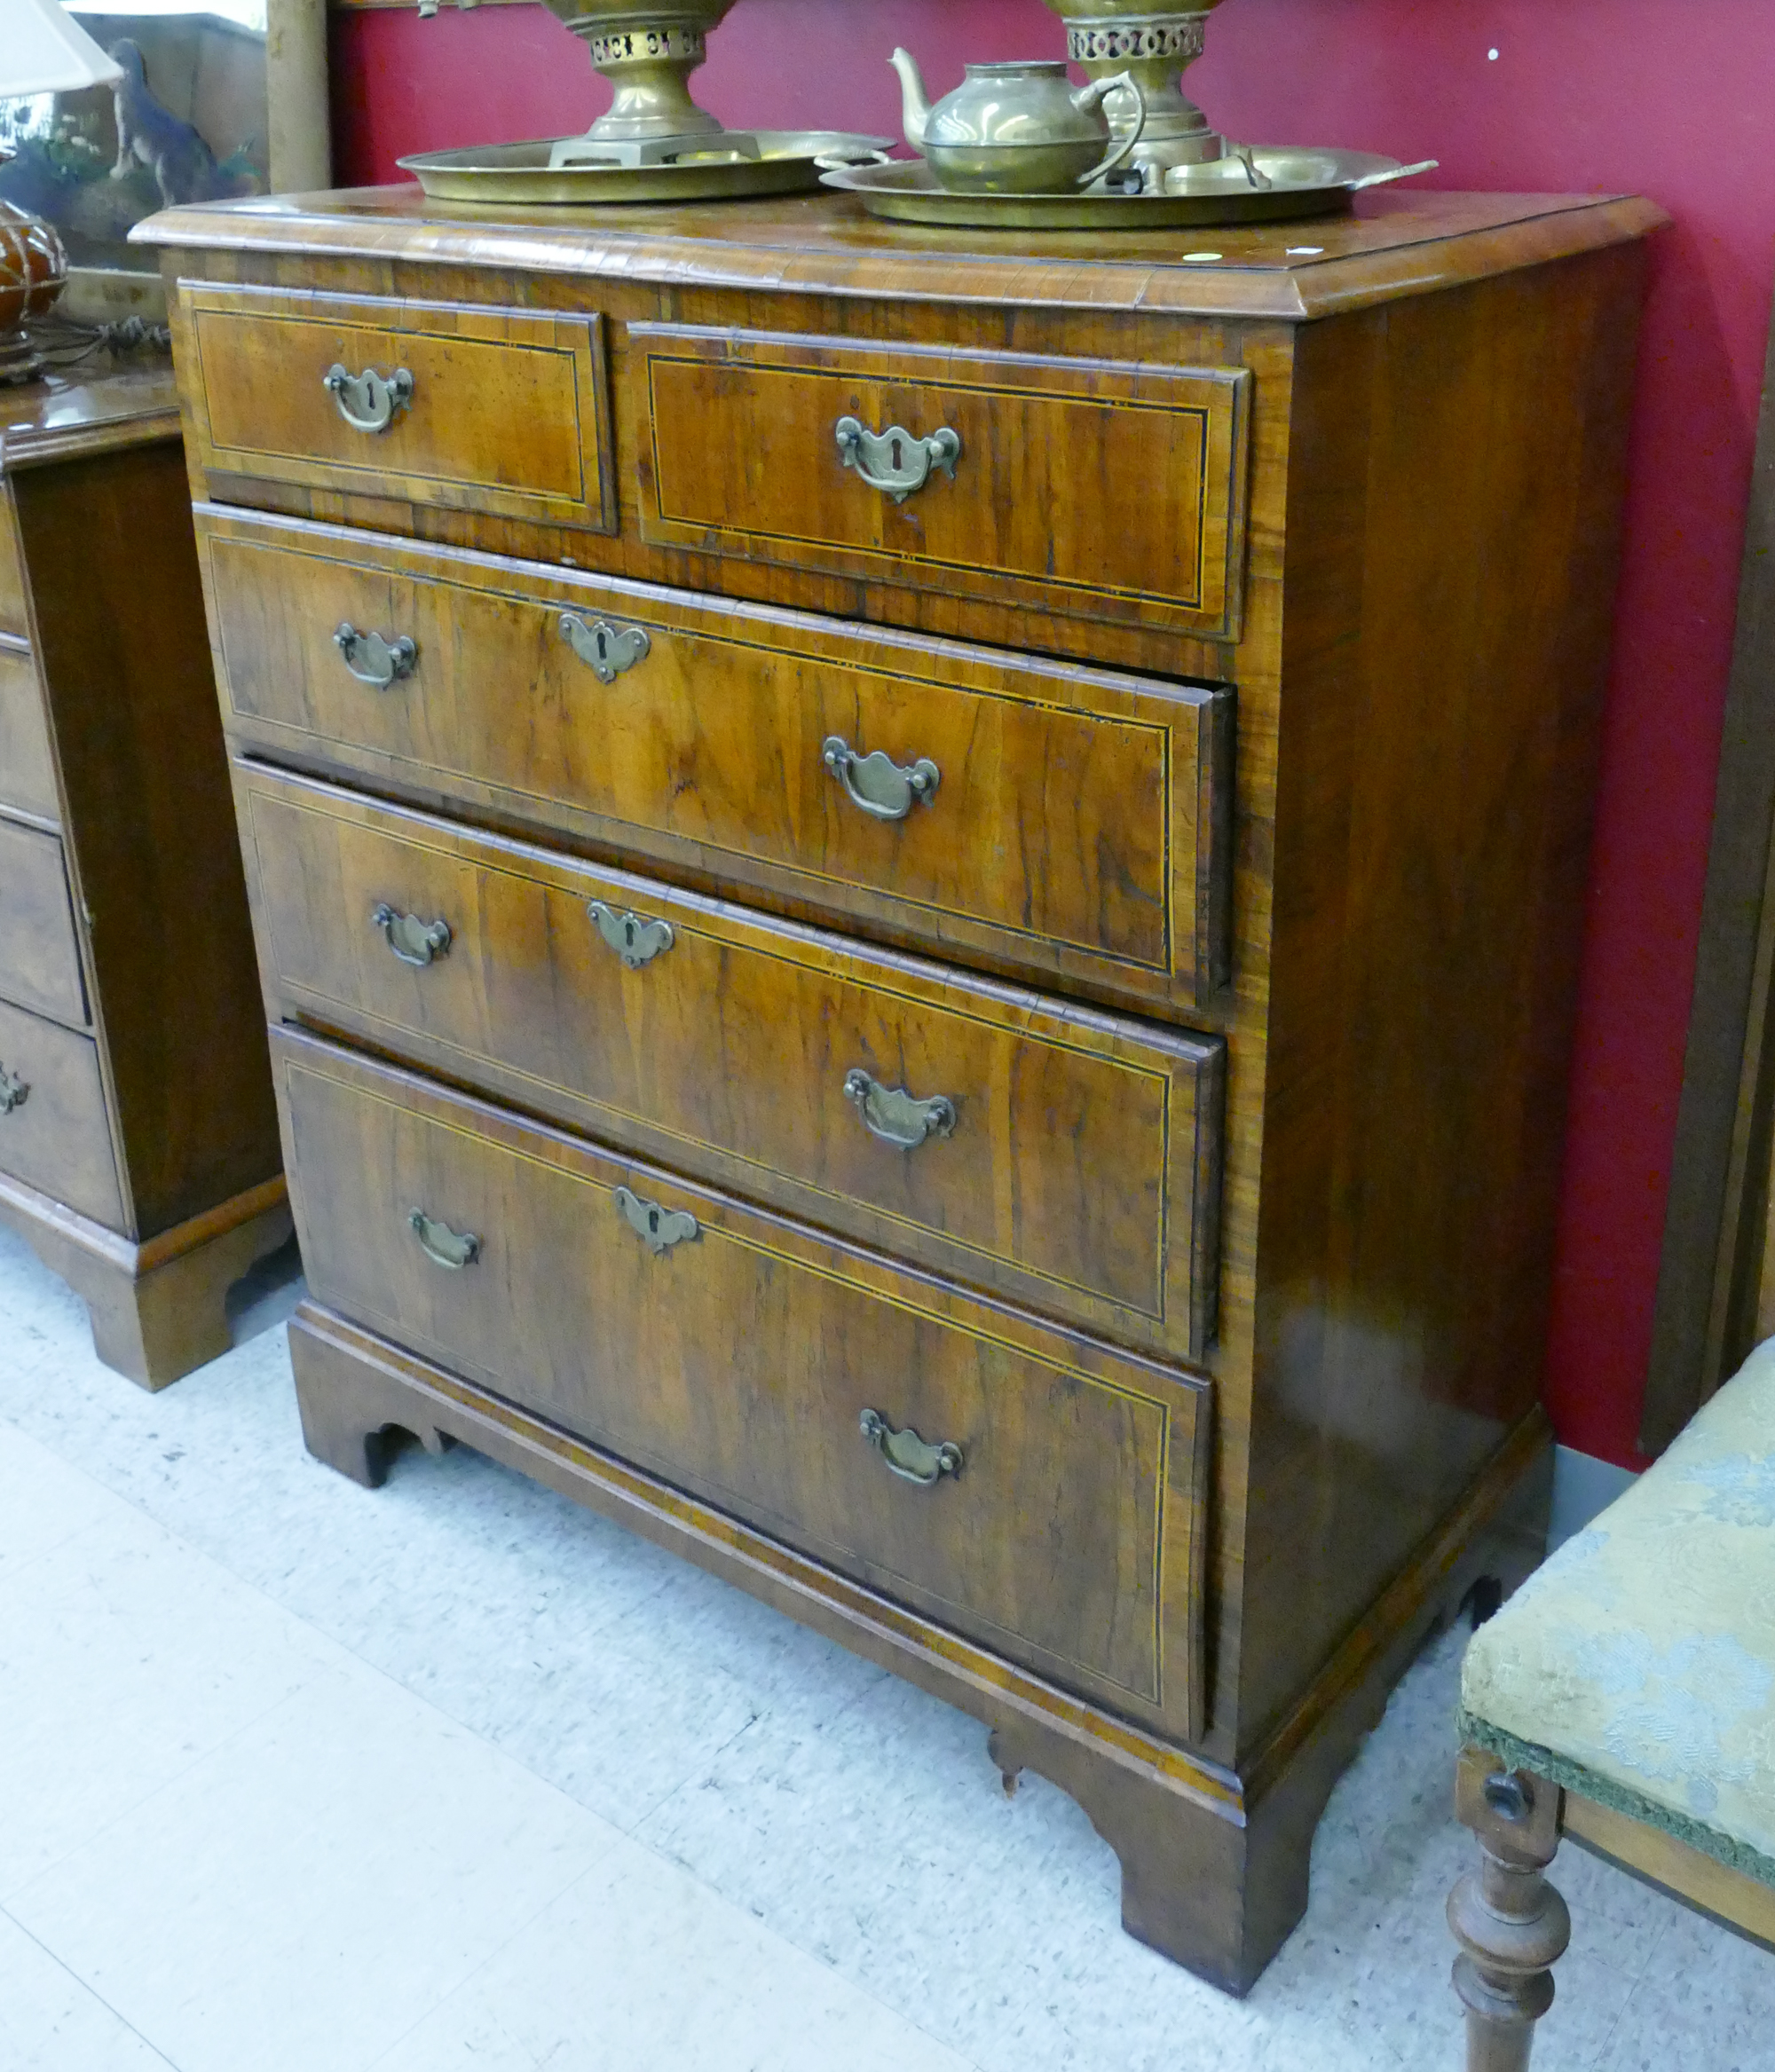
[819,149,1418,230]
[398,133,891,206]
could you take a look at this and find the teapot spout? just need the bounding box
[889,47,931,149]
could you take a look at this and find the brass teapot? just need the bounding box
[890,50,1147,193]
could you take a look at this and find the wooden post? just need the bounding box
[1448,1746,1570,2072]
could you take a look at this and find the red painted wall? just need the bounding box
[330,0,1775,1469]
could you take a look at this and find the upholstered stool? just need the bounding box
[1449,1339,1775,2068]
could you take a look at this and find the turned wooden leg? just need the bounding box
[1448,1745,1570,2071]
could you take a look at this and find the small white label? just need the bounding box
[1488,46,1500,59]
[1182,251,1223,264]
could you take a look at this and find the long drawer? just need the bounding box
[0,815,86,1027]
[0,644,58,823]
[274,1025,1210,1727]
[238,761,1223,1358]
[178,283,615,534]
[0,994,122,1227]
[201,510,1234,1011]
[632,326,1251,643]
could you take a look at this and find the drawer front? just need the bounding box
[633,327,1250,642]
[0,995,122,1227]
[202,514,1233,1007]
[0,816,86,1026]
[238,765,1223,1356]
[275,1026,1210,1723]
[0,503,26,640]
[179,284,614,533]
[0,645,58,823]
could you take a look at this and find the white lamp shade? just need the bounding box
[2,0,125,98]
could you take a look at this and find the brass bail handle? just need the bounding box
[323,363,414,435]
[844,1068,956,1150]
[371,902,452,969]
[822,736,940,822]
[1076,70,1148,189]
[834,416,961,503]
[334,622,417,690]
[408,1209,480,1270]
[858,1407,963,1487]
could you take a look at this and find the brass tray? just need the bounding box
[820,149,1421,230]
[398,133,892,206]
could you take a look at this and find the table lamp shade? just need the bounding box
[2,0,124,96]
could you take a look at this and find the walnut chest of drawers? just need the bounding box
[144,185,1660,1989]
[0,358,288,1385]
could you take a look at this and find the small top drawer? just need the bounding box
[0,816,87,1028]
[0,646,58,823]
[179,285,615,534]
[634,326,1251,643]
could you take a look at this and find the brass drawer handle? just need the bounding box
[859,1407,963,1487]
[409,1209,480,1270]
[334,622,417,689]
[371,902,452,968]
[559,611,651,682]
[834,415,960,503]
[843,1068,955,1151]
[322,363,414,434]
[822,735,940,822]
[588,899,674,969]
[0,1062,28,1115]
[614,1184,699,1254]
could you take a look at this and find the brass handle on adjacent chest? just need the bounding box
[859,1408,963,1488]
[371,902,452,968]
[588,900,674,969]
[0,1063,28,1115]
[409,1209,480,1271]
[322,363,414,434]
[614,1184,699,1254]
[822,736,940,822]
[334,622,417,689]
[843,1068,955,1151]
[834,415,960,503]
[559,612,651,683]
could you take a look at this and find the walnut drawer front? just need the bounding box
[0,647,58,823]
[0,508,26,640]
[0,817,87,1027]
[633,327,1251,643]
[179,285,614,533]
[274,1025,1210,1727]
[202,514,1233,1009]
[239,763,1224,1359]
[0,996,122,1227]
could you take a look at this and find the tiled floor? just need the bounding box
[2,1225,1772,2070]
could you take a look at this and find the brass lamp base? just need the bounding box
[1045,4,1230,178]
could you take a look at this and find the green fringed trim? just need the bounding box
[1457,1710,1775,1890]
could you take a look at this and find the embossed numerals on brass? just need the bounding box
[371,902,452,969]
[822,736,940,822]
[559,611,651,683]
[614,1184,699,1254]
[0,1061,28,1115]
[587,900,674,969]
[858,1408,963,1487]
[834,415,961,502]
[408,1209,480,1270]
[334,622,417,689]
[322,364,414,434]
[843,1068,956,1150]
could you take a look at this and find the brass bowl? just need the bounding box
[1040,2,1232,174]
[538,0,741,149]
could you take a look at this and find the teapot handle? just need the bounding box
[1073,70,1148,189]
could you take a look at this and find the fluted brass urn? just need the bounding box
[540,0,743,164]
[1041,2,1230,177]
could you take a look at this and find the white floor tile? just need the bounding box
[0,1420,129,1584]
[8,1660,624,2072]
[0,1910,174,2071]
[0,1502,330,1898]
[370,1832,980,2072]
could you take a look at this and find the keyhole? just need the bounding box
[622,918,639,951]
[647,1208,661,1235]
[890,435,904,471]
[595,627,611,664]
